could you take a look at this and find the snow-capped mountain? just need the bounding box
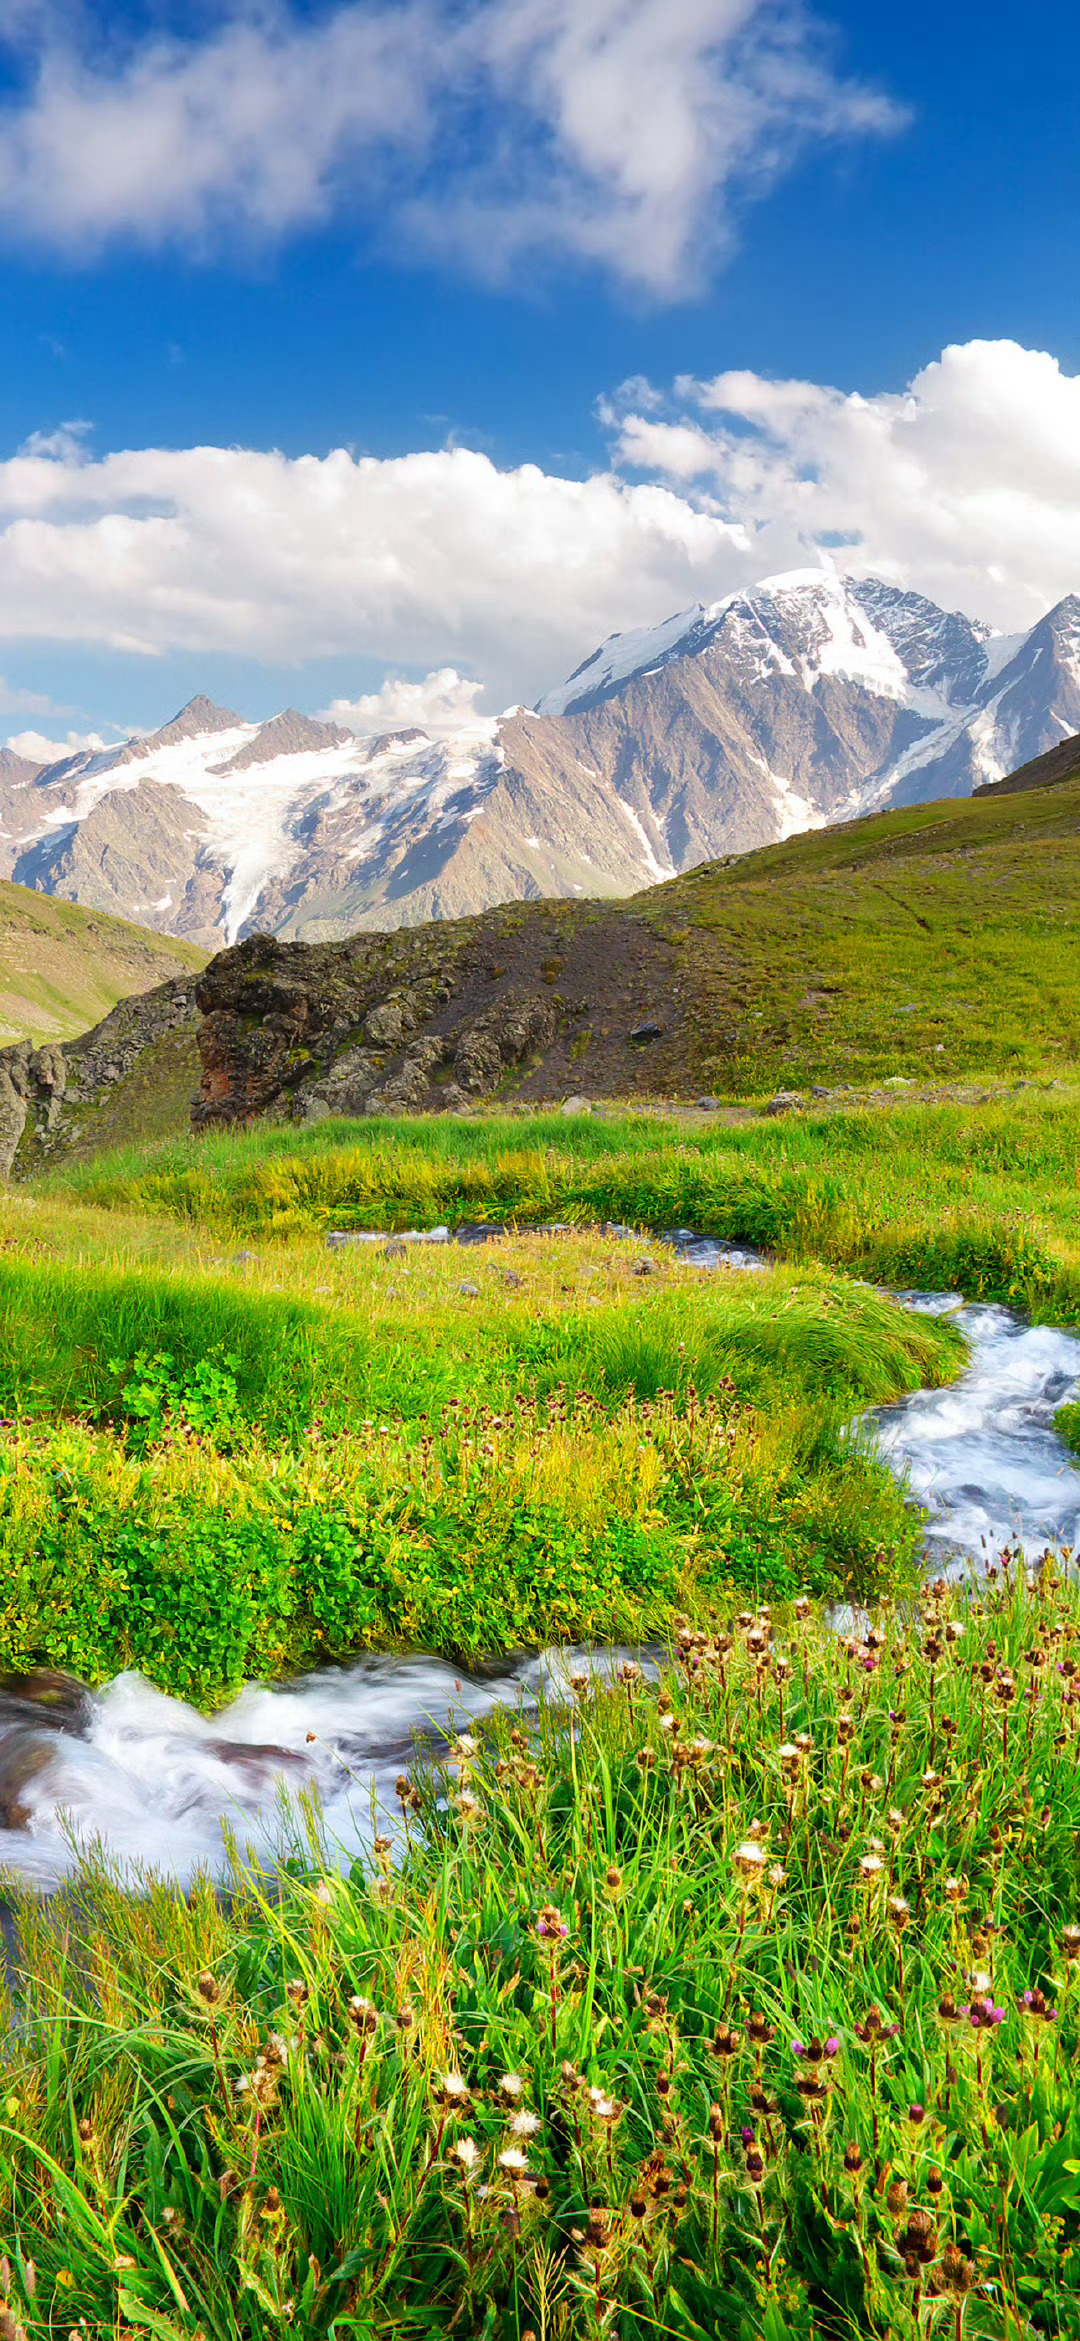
[2,573,1078,947]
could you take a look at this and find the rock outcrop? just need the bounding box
[0,976,200,1174]
[192,908,679,1129]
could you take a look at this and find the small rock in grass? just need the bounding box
[631,1258,658,1277]
[695,1095,721,1110]
[561,1095,592,1115]
[764,1091,803,1116]
[503,1271,525,1289]
[458,1281,480,1298]
[383,1239,408,1260]
[628,1020,664,1043]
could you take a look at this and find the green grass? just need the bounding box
[4,1564,1080,2338]
[0,1204,960,1698]
[645,766,1080,1093]
[42,1082,1080,1317]
[0,875,205,1045]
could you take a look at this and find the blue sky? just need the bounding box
[0,0,1077,748]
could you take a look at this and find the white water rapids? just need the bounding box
[4,1246,1080,1891]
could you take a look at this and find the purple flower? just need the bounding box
[741,2124,756,2146]
[824,2036,840,2058]
[1022,1990,1034,2007]
[791,2040,807,2058]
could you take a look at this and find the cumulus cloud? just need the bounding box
[5,725,109,758]
[321,668,491,736]
[610,340,1080,629]
[0,342,1077,713]
[0,0,902,292]
[0,437,748,705]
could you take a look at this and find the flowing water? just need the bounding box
[4,1240,1080,1891]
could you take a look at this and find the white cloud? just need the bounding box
[5,725,109,758]
[610,340,1080,630]
[0,343,1076,713]
[0,437,747,705]
[321,668,490,736]
[0,0,902,293]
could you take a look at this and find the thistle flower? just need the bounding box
[536,1904,569,1939]
[498,2146,530,2176]
[453,2136,481,2174]
[510,2109,541,2137]
[498,2072,525,2099]
[734,1841,766,1884]
[858,1853,885,1884]
[438,2070,470,2104]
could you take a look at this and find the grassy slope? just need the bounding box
[0,876,206,1044]
[644,759,1080,1093]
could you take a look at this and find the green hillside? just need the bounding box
[0,878,207,1045]
[639,740,1080,1094]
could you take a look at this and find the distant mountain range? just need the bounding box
[2,571,1079,948]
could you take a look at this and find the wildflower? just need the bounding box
[1062,1924,1080,1964]
[943,1875,967,1904]
[536,1904,569,1939]
[734,1841,766,1884]
[438,2070,470,2103]
[909,2103,927,2125]
[499,2072,525,2099]
[499,2146,530,2176]
[1019,1988,1058,2022]
[453,2137,481,2174]
[967,1995,1006,2030]
[843,2143,864,2175]
[510,2110,541,2137]
[887,1894,911,1930]
[858,1853,885,1884]
[587,2089,618,2122]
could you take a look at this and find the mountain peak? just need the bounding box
[210,708,353,775]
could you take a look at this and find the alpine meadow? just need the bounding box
[1,1,1080,2334]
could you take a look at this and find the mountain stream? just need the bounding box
[4,1241,1080,1891]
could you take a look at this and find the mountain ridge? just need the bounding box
[3,571,1079,949]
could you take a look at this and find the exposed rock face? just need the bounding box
[193,911,678,1129]
[210,708,351,773]
[0,975,199,1174]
